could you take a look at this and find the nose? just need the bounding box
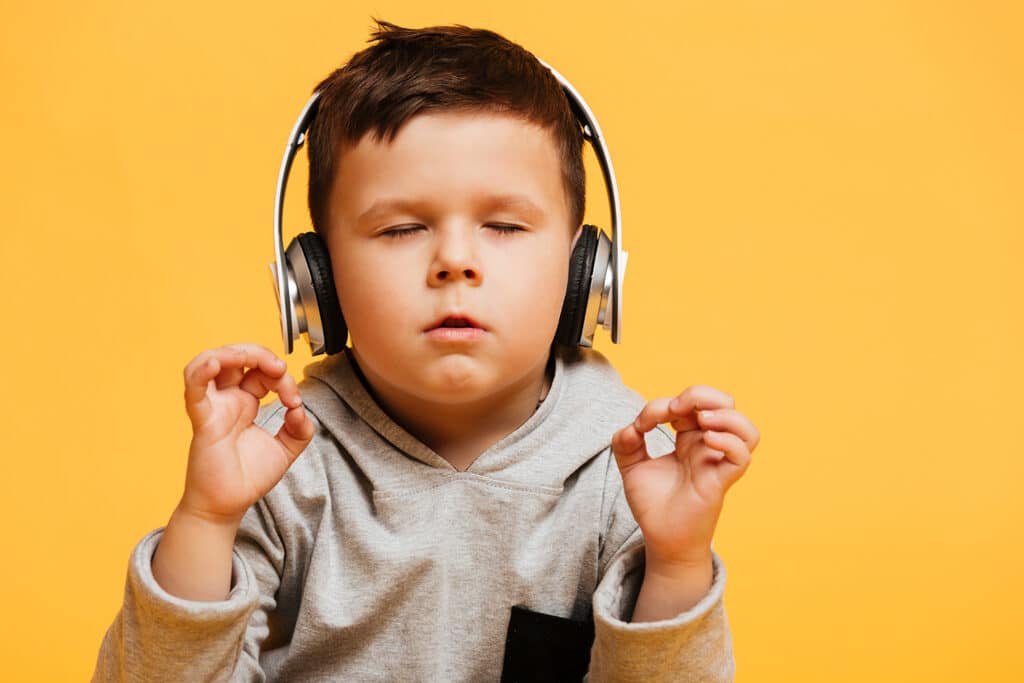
[427,228,482,287]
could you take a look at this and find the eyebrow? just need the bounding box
[355,193,546,225]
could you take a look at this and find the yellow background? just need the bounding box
[2,1,1021,680]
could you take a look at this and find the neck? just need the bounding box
[347,348,555,471]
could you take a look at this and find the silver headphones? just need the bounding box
[270,58,626,356]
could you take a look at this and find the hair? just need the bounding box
[306,18,586,238]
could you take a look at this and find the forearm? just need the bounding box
[151,503,241,601]
[630,552,714,623]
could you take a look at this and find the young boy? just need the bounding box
[93,19,758,682]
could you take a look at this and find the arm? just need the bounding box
[585,439,735,682]
[91,500,284,682]
[91,403,293,683]
[587,385,758,681]
[93,344,315,681]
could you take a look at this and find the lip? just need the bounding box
[423,313,486,332]
[424,327,487,343]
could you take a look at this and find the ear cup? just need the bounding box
[555,224,599,348]
[294,232,347,355]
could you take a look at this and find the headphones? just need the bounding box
[270,58,626,356]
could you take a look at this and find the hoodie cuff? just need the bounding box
[594,544,726,631]
[588,544,734,681]
[129,527,258,626]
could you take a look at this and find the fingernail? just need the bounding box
[700,410,713,420]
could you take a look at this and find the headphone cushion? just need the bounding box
[295,232,348,355]
[555,225,599,348]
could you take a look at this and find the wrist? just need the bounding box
[153,503,241,602]
[644,546,713,581]
[172,500,244,533]
[632,552,714,623]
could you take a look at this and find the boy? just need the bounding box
[93,18,759,682]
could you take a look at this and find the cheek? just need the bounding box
[502,252,570,322]
[333,256,414,332]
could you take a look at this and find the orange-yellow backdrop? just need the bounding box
[1,1,1021,680]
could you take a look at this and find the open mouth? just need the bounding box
[426,314,484,331]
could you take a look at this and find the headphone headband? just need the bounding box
[272,61,626,354]
[272,92,322,352]
[534,59,624,346]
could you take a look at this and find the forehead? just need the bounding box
[329,111,567,224]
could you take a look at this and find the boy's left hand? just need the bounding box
[611,385,760,572]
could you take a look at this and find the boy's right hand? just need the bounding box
[180,343,314,526]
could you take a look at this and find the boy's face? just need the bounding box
[324,111,582,408]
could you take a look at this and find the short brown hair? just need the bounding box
[306,18,585,237]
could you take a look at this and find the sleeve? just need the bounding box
[91,405,291,683]
[585,436,736,682]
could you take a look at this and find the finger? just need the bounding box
[611,422,650,471]
[214,364,246,390]
[693,408,761,452]
[631,396,676,433]
[666,386,737,432]
[672,385,735,412]
[184,345,289,426]
[184,353,223,425]
[703,429,752,489]
[216,343,288,388]
[238,367,303,409]
[275,404,315,462]
[185,344,286,396]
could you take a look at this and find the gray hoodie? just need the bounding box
[92,345,735,681]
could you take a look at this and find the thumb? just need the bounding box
[611,421,651,472]
[273,404,315,464]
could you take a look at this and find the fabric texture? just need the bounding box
[92,344,735,682]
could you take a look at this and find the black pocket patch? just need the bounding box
[500,604,595,682]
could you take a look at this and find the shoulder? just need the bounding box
[253,396,334,504]
[556,345,644,413]
[550,345,676,461]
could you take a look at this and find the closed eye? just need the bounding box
[380,224,525,239]
[381,225,424,239]
[487,224,525,235]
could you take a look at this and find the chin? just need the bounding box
[423,354,492,393]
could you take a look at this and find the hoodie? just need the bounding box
[92,344,735,681]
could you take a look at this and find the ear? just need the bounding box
[570,224,584,251]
